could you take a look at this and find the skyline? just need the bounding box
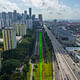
[0,0,80,20]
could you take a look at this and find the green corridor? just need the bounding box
[40,32,42,80]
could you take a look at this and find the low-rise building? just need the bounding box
[53,26,76,46]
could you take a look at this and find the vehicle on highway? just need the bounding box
[66,54,69,57]
[78,72,80,75]
[73,69,75,71]
[73,62,75,65]
[77,63,80,67]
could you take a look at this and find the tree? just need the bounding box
[10,73,24,80]
[22,64,27,77]
[2,59,20,74]
[0,73,10,80]
[31,56,36,63]
[24,57,29,65]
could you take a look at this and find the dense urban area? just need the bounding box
[0,7,80,80]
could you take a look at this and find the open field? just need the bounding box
[33,64,40,80]
[43,63,53,80]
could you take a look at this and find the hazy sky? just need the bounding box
[0,0,80,20]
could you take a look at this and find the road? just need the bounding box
[34,30,40,56]
[52,52,61,80]
[30,30,40,80]
[30,64,34,80]
[44,25,80,80]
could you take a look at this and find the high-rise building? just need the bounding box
[2,27,16,51]
[20,24,26,36]
[7,12,13,26]
[22,11,27,24]
[13,23,26,36]
[38,14,43,27]
[13,10,17,23]
[8,12,13,19]
[38,14,43,21]
[13,23,20,36]
[6,19,12,27]
[2,12,6,20]
[0,19,5,28]
[54,19,57,27]
[26,19,33,29]
[0,19,2,29]
[1,12,6,27]
[29,8,32,18]
[24,10,27,15]
[32,14,35,20]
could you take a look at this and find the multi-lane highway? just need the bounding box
[44,25,80,80]
[34,30,40,56]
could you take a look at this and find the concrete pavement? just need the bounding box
[30,64,34,80]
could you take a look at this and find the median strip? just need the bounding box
[40,32,42,80]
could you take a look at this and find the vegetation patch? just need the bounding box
[33,64,40,80]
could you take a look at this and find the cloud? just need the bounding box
[0,0,21,12]
[22,0,80,19]
[0,0,80,19]
[22,0,68,11]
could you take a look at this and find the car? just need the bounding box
[73,69,75,71]
[66,54,69,57]
[73,63,75,65]
[78,72,80,75]
[73,62,75,65]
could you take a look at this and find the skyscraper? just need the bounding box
[29,8,32,18]
[26,19,33,29]
[2,27,16,51]
[1,12,6,27]
[2,12,6,20]
[24,10,27,15]
[20,24,26,36]
[13,10,17,23]
[0,19,3,29]
[38,14,43,21]
[32,14,36,20]
[8,12,13,19]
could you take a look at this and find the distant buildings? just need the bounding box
[32,14,35,20]
[13,10,17,23]
[20,24,26,36]
[26,19,33,29]
[29,8,32,18]
[38,14,43,21]
[2,27,16,51]
[0,8,43,29]
[1,12,6,27]
[53,26,76,46]
[38,14,43,27]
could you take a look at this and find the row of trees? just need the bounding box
[44,32,53,63]
[3,30,36,61]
